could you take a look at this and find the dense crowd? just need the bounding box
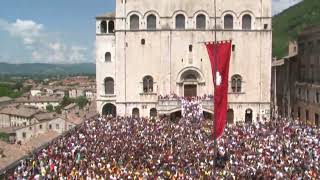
[159,93,213,100]
[181,97,203,120]
[8,116,320,179]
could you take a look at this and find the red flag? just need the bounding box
[205,41,232,139]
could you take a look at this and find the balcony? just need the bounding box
[157,99,214,114]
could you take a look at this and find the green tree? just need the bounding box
[46,104,54,112]
[75,96,88,109]
[55,105,62,114]
[60,96,74,107]
[13,82,23,91]
[0,132,10,142]
[0,83,22,98]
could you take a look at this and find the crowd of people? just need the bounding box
[158,93,213,101]
[7,115,320,179]
[181,97,203,120]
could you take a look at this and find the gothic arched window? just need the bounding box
[150,108,157,118]
[101,21,107,33]
[143,76,154,93]
[105,77,114,94]
[196,14,206,29]
[132,108,140,118]
[130,14,139,30]
[147,14,157,30]
[108,21,115,33]
[242,14,252,30]
[105,52,111,62]
[231,75,242,93]
[224,14,234,29]
[176,14,186,29]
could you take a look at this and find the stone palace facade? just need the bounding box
[96,0,272,123]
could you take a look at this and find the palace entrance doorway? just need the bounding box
[184,85,197,97]
[102,103,117,117]
[245,109,253,124]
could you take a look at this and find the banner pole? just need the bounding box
[213,0,218,168]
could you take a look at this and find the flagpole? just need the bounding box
[213,0,218,167]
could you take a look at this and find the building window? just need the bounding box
[100,21,107,33]
[232,45,236,52]
[132,108,140,118]
[231,75,242,93]
[143,76,154,93]
[39,124,42,129]
[105,52,111,62]
[150,108,157,118]
[130,14,139,30]
[316,92,320,103]
[306,110,309,121]
[196,14,206,29]
[224,14,233,29]
[147,14,157,30]
[22,132,26,138]
[242,14,252,30]
[104,77,114,94]
[108,21,115,33]
[264,24,268,29]
[189,45,193,52]
[176,14,186,29]
[49,124,52,129]
[141,39,145,45]
[56,124,60,129]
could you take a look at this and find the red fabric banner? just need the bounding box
[205,41,232,139]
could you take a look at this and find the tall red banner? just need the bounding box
[205,41,232,139]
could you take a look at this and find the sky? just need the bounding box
[0,0,301,64]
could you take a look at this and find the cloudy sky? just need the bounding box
[0,0,302,64]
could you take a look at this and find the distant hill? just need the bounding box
[0,63,95,75]
[273,0,320,58]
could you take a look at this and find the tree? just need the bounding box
[0,132,9,142]
[60,96,74,108]
[13,82,23,91]
[46,104,54,112]
[75,96,88,109]
[55,105,62,114]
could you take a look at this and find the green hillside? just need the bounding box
[0,63,95,76]
[273,0,320,58]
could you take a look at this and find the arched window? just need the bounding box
[100,21,107,33]
[108,21,115,33]
[130,14,139,30]
[132,108,140,118]
[227,109,234,124]
[176,14,186,29]
[185,74,197,81]
[224,14,233,29]
[143,76,154,93]
[147,14,157,30]
[102,103,117,117]
[150,108,157,118]
[245,109,253,124]
[196,14,206,29]
[242,14,252,30]
[104,77,114,94]
[231,75,242,93]
[105,52,111,62]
